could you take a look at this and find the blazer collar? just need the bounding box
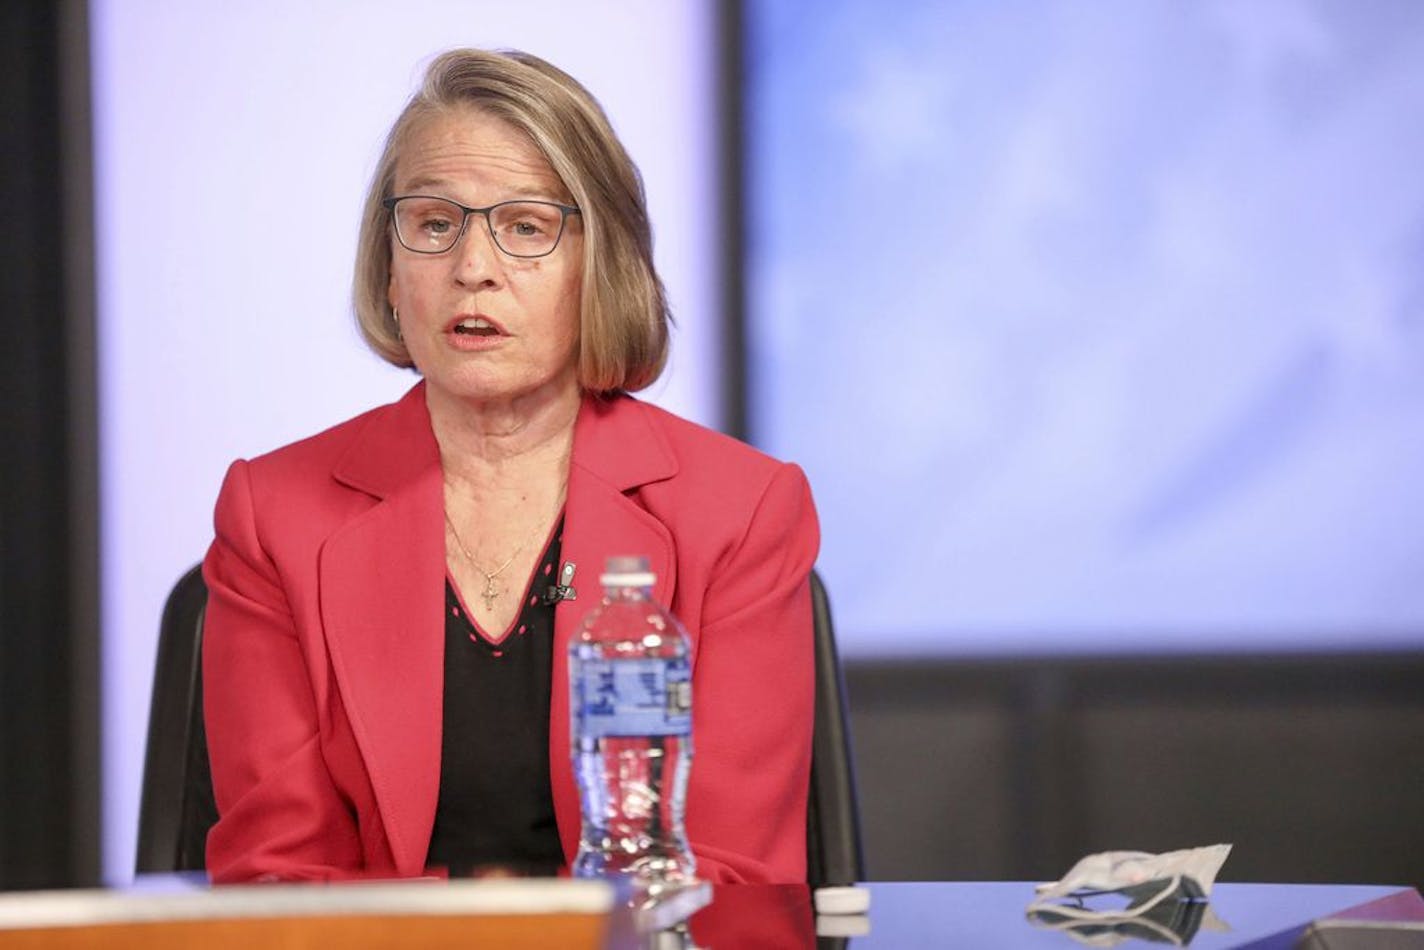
[331,381,439,500]
[570,392,678,492]
[319,383,443,876]
[328,383,681,498]
[549,392,682,864]
[320,383,684,873]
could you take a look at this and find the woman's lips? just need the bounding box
[447,314,506,337]
[444,314,508,350]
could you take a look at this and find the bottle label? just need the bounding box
[574,656,692,739]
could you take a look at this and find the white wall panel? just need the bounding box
[92,0,718,882]
[748,0,1424,657]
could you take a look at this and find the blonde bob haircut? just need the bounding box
[353,48,670,394]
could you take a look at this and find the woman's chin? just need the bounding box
[426,372,578,411]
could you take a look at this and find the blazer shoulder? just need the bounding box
[630,399,787,478]
[233,385,431,513]
[622,399,808,521]
[210,395,418,564]
[243,401,390,480]
[621,399,819,608]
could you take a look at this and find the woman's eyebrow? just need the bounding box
[398,175,451,193]
[396,178,563,201]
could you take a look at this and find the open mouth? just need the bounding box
[452,316,502,337]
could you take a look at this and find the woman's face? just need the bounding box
[387,107,583,412]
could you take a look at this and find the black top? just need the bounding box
[425,518,566,877]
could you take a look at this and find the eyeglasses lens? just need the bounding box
[391,198,566,257]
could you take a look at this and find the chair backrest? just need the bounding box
[136,566,865,883]
[806,569,866,887]
[136,563,216,873]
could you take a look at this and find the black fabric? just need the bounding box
[426,519,566,876]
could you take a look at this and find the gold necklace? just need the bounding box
[443,511,528,612]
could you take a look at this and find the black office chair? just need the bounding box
[136,563,216,872]
[137,566,865,885]
[805,571,866,888]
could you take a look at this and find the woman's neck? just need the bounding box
[431,382,577,636]
[426,382,579,495]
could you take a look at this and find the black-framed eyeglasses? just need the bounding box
[383,195,581,258]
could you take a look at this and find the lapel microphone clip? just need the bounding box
[541,560,578,605]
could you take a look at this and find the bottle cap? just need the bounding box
[601,555,656,588]
[813,885,871,916]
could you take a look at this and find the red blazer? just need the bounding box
[201,382,818,884]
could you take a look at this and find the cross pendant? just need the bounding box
[480,577,501,612]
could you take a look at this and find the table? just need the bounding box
[681,881,1423,948]
[0,877,1418,948]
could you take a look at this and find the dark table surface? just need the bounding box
[683,881,1422,949]
[4,875,1416,949]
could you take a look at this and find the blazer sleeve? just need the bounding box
[202,459,362,881]
[685,462,820,883]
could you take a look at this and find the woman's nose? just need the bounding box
[453,215,502,285]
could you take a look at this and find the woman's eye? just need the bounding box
[420,217,453,235]
[510,220,542,236]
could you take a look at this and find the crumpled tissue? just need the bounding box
[1034,844,1233,900]
[1025,845,1233,946]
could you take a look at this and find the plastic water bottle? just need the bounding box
[570,556,696,884]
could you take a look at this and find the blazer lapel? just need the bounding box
[313,386,682,873]
[318,384,445,876]
[549,395,680,863]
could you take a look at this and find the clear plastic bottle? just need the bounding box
[570,556,696,884]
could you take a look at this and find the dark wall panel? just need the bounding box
[846,655,1424,889]
[0,0,100,889]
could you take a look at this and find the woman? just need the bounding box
[201,48,819,884]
